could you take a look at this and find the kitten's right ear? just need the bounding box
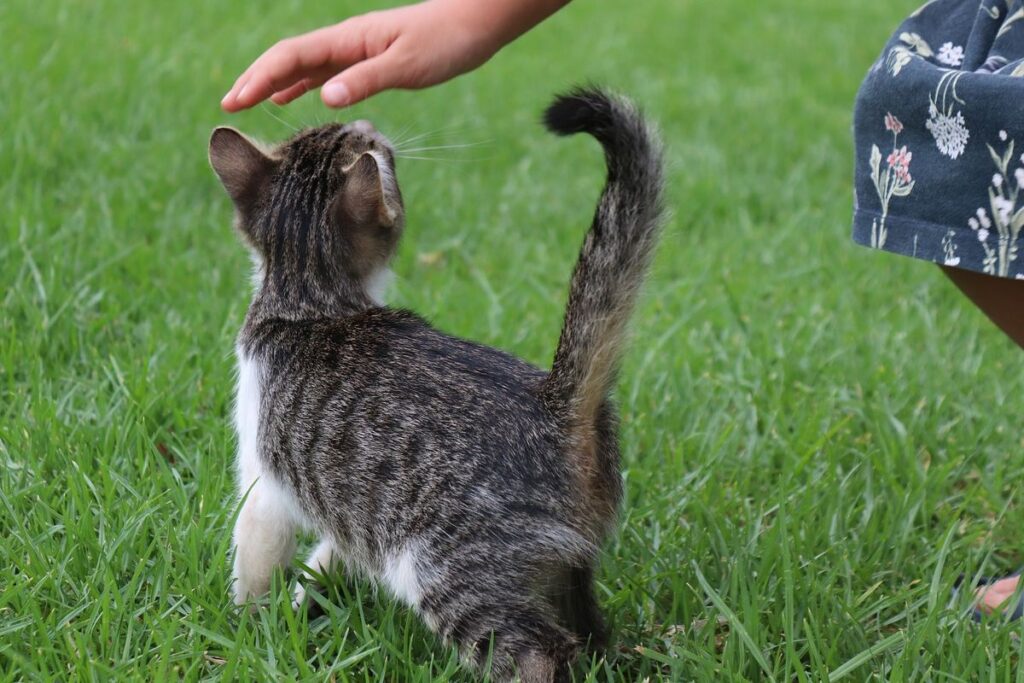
[208,127,277,214]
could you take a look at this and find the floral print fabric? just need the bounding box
[853,0,1024,278]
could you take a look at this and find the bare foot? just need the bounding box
[975,575,1021,614]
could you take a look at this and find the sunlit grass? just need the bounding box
[4,0,1024,679]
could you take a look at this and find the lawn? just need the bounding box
[4,0,1024,680]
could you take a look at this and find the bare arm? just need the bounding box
[221,0,569,112]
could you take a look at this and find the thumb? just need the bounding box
[321,52,402,108]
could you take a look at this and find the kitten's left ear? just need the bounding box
[208,127,277,214]
[337,152,396,228]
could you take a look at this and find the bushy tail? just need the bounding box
[541,87,665,429]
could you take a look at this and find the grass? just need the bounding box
[4,0,1024,679]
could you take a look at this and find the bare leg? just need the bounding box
[292,538,338,608]
[232,480,298,605]
[942,266,1024,342]
[941,266,1024,613]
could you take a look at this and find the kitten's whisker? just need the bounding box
[393,129,441,146]
[259,103,300,132]
[391,129,439,149]
[396,154,488,162]
[317,108,336,127]
[397,141,493,153]
[395,155,448,161]
[392,123,477,148]
[388,119,441,148]
[388,121,419,147]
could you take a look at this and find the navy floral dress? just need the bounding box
[853,0,1024,278]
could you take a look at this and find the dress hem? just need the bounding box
[851,208,1014,277]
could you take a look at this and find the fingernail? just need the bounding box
[322,82,351,107]
[236,81,250,101]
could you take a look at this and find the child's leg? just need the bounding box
[942,266,1024,343]
[941,266,1024,614]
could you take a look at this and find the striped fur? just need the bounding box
[209,88,664,682]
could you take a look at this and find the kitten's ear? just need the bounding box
[208,127,277,213]
[337,153,395,228]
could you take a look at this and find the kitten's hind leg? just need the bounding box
[232,480,298,605]
[292,538,338,609]
[429,598,578,683]
[487,607,577,683]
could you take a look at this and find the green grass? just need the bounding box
[4,0,1024,679]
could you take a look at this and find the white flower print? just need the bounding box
[969,215,991,241]
[926,72,969,159]
[969,136,1024,276]
[869,113,916,249]
[926,105,970,159]
[942,230,960,266]
[1001,130,1009,141]
[994,195,1014,224]
[936,42,964,66]
[887,48,913,76]
[900,32,934,57]
[886,32,934,76]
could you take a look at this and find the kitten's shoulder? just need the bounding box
[245,306,545,387]
[240,306,426,353]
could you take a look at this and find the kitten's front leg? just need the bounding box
[232,480,298,605]
[292,538,338,609]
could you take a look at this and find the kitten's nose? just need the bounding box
[349,120,376,135]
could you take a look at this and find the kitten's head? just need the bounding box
[209,121,403,308]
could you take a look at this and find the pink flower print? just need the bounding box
[887,146,912,182]
[884,113,904,135]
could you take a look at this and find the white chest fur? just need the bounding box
[233,348,310,530]
[234,348,263,490]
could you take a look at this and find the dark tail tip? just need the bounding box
[542,87,616,137]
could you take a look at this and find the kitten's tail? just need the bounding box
[541,87,665,432]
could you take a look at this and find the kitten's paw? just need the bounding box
[232,575,268,612]
[292,582,327,619]
[291,582,307,610]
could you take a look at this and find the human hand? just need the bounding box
[221,0,568,112]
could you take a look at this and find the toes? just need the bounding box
[974,575,1023,614]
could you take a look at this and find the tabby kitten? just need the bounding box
[209,88,663,682]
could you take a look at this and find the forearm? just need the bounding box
[438,0,570,55]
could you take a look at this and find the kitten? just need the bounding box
[209,88,664,682]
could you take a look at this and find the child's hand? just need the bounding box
[221,0,567,112]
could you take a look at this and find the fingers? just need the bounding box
[320,50,403,108]
[267,65,336,105]
[222,36,328,112]
[269,79,315,106]
[222,23,368,112]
